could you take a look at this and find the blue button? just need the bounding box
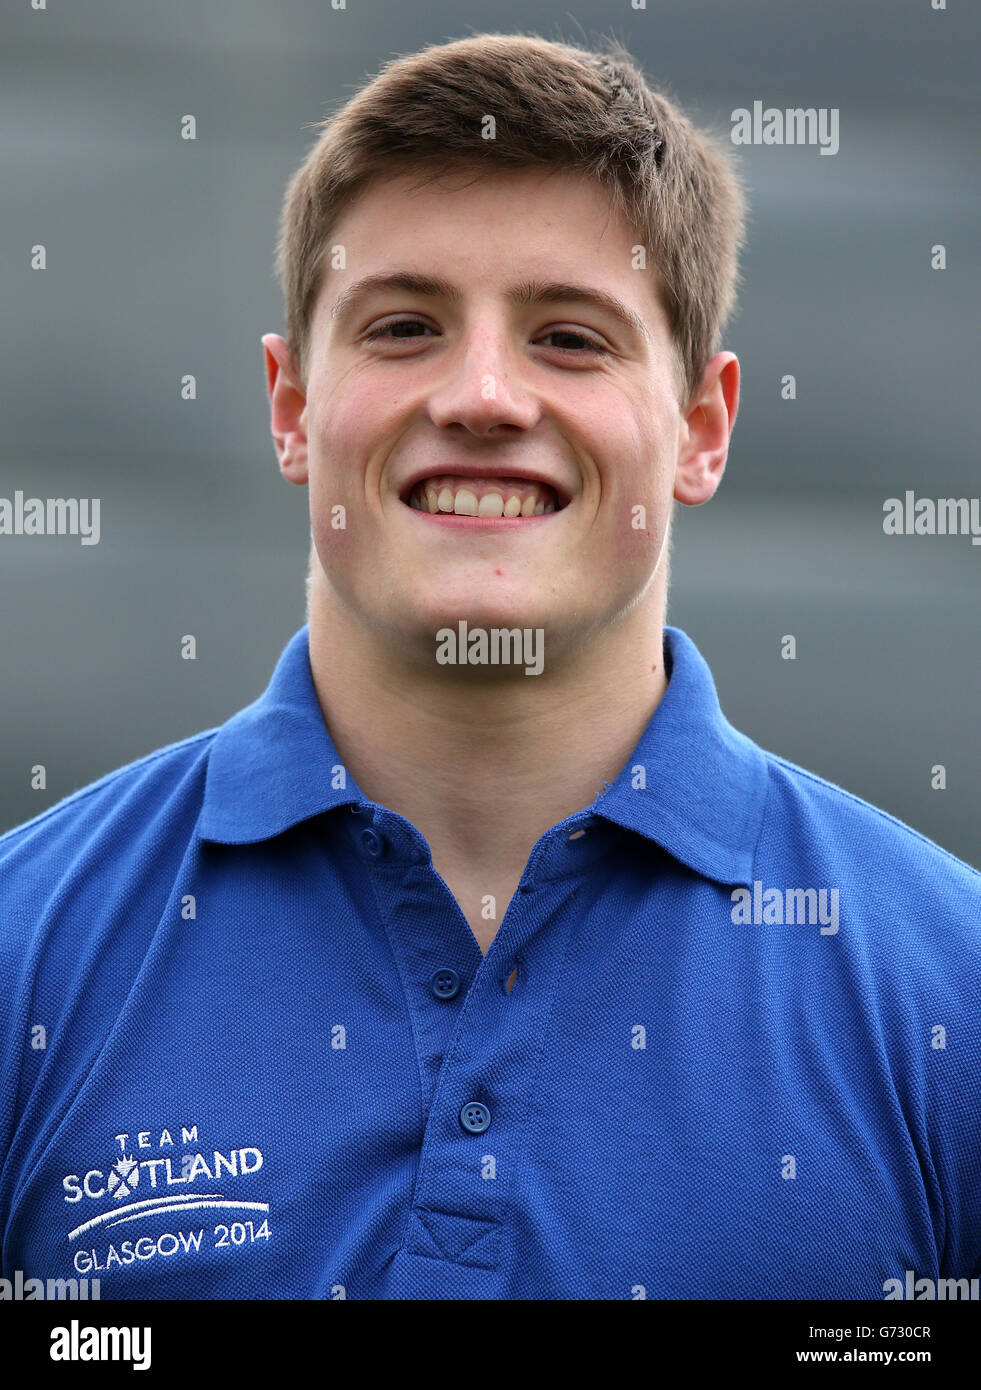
[459,1101,491,1134]
[430,968,461,1000]
[360,828,385,858]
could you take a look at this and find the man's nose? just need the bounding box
[425,323,543,436]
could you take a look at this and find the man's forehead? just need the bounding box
[314,168,664,335]
[330,164,639,257]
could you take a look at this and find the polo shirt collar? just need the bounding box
[198,624,767,887]
[592,626,767,887]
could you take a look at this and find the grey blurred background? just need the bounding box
[1,0,978,865]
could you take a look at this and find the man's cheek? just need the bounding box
[311,508,358,569]
[309,471,361,571]
[309,448,359,529]
[605,498,667,565]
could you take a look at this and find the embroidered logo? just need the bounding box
[61,1123,271,1276]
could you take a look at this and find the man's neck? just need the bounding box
[307,582,669,946]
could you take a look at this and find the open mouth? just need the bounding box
[400,474,569,518]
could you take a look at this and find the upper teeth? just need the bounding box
[407,475,557,516]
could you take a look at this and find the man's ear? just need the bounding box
[261,334,309,485]
[673,352,739,506]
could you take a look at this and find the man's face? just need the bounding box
[274,165,723,671]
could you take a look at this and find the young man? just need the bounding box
[1,35,979,1302]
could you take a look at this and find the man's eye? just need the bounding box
[537,330,609,356]
[363,320,609,355]
[364,319,435,341]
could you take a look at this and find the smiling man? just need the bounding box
[1,34,979,1303]
[261,156,735,956]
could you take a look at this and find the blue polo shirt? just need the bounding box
[1,624,979,1301]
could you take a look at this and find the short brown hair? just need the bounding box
[275,32,747,406]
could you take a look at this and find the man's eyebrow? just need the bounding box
[509,279,652,345]
[330,272,455,325]
[329,271,652,343]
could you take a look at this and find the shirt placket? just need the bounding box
[348,802,597,1297]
